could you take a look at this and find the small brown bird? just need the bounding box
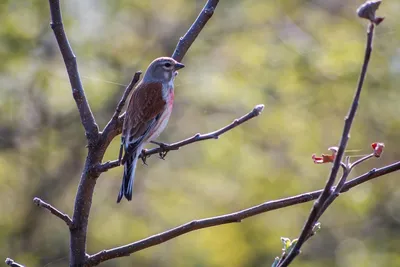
[117,57,185,203]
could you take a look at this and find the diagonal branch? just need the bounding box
[5,258,25,267]
[86,161,400,266]
[48,0,99,144]
[172,0,219,62]
[111,72,142,122]
[278,4,380,266]
[96,104,265,173]
[101,71,142,147]
[33,197,73,228]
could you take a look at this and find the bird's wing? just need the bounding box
[121,81,166,158]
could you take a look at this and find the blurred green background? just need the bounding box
[1,0,400,266]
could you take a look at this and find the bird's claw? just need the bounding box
[159,151,169,160]
[150,141,171,160]
[140,149,149,166]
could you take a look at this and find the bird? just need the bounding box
[117,57,185,203]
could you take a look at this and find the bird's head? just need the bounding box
[143,57,185,83]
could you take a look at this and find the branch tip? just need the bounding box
[357,0,384,24]
[254,104,265,114]
[5,258,24,267]
[172,0,220,62]
[33,197,72,227]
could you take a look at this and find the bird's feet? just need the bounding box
[140,149,150,165]
[150,140,170,160]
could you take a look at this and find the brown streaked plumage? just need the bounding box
[117,57,185,203]
[122,82,165,147]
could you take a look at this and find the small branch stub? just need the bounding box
[33,197,73,227]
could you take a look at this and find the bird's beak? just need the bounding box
[175,62,185,70]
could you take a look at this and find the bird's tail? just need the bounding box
[117,151,139,203]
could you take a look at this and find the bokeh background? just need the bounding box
[1,0,400,266]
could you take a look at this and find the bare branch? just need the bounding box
[172,0,220,62]
[86,161,400,266]
[96,104,265,173]
[278,5,381,266]
[101,72,142,147]
[48,1,102,265]
[33,197,73,228]
[111,72,142,121]
[5,258,25,267]
[48,0,99,144]
[96,159,121,173]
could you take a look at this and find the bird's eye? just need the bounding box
[164,62,172,68]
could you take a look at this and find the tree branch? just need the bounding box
[5,258,25,267]
[101,72,142,147]
[48,0,99,144]
[46,1,223,266]
[33,197,73,228]
[172,0,219,62]
[86,161,400,266]
[48,1,103,266]
[278,3,381,266]
[96,104,265,173]
[111,72,142,121]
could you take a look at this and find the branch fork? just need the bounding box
[7,1,396,267]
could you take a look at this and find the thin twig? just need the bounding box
[111,72,142,121]
[278,16,378,267]
[48,0,99,144]
[101,72,142,147]
[349,153,374,170]
[172,0,219,62]
[86,161,400,266]
[96,104,265,173]
[5,258,25,267]
[33,197,73,228]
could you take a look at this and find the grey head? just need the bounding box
[143,57,185,83]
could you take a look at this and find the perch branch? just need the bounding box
[172,0,219,62]
[96,104,265,173]
[278,14,378,267]
[33,197,72,227]
[86,161,400,266]
[48,0,99,144]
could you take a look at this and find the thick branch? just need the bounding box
[33,197,72,227]
[279,19,378,267]
[172,0,219,62]
[5,258,25,267]
[86,161,400,266]
[48,0,99,144]
[97,104,265,173]
[48,1,103,266]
